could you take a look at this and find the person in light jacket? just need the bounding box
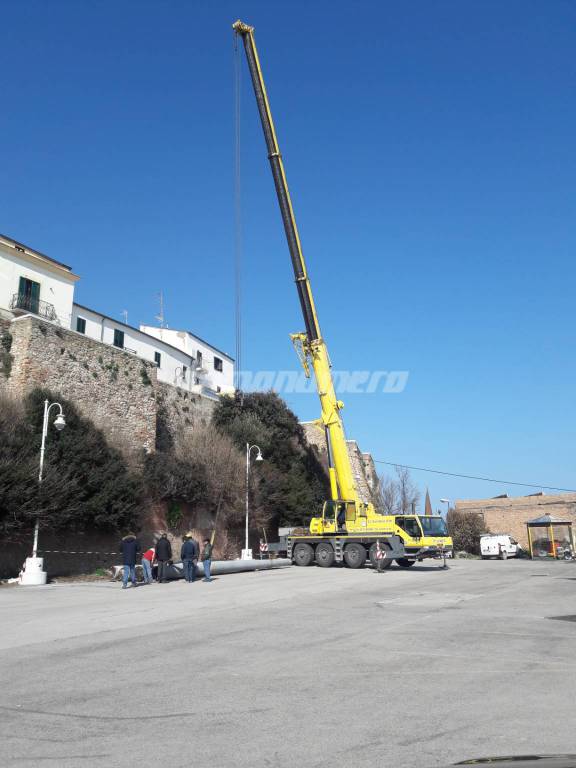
[201,538,213,582]
[120,533,141,589]
[155,533,172,583]
[181,533,199,583]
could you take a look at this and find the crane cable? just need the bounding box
[233,32,243,396]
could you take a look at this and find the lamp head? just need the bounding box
[53,413,66,431]
[255,451,264,462]
[440,498,450,504]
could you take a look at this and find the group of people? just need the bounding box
[119,532,213,589]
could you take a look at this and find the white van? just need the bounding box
[480,534,519,559]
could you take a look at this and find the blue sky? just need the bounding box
[2,0,575,510]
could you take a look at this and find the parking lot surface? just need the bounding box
[1,558,575,767]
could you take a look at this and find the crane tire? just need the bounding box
[315,542,335,568]
[293,543,314,567]
[343,543,366,569]
[369,542,393,570]
[396,558,416,568]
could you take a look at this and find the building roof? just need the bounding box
[527,513,573,527]
[140,324,234,362]
[0,232,73,272]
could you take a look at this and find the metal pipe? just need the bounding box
[170,558,291,580]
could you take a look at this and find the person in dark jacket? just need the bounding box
[120,533,141,589]
[155,533,172,583]
[201,538,213,582]
[181,533,199,583]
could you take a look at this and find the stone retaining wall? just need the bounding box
[0,314,216,455]
[301,420,379,505]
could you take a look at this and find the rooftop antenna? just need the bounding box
[155,291,166,328]
[120,309,128,325]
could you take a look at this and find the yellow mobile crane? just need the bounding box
[233,21,453,569]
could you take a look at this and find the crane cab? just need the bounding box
[310,501,355,535]
[309,500,390,535]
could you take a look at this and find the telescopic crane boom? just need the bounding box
[233,20,365,518]
[233,21,453,566]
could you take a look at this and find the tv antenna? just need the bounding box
[155,291,167,328]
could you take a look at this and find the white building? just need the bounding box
[0,233,234,398]
[0,233,78,326]
[140,326,234,395]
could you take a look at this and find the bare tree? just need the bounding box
[375,473,399,514]
[375,466,420,515]
[395,465,420,514]
[174,424,272,541]
[174,424,245,524]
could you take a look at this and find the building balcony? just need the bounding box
[9,293,58,322]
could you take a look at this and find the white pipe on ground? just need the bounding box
[182,558,291,578]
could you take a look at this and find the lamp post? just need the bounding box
[20,400,66,586]
[440,498,451,516]
[242,443,263,560]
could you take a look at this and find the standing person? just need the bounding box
[120,532,141,589]
[201,538,213,582]
[190,535,199,582]
[155,533,172,584]
[375,539,386,574]
[181,533,198,583]
[141,545,155,585]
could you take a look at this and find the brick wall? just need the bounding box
[455,493,576,548]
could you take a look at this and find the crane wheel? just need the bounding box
[293,543,314,567]
[343,543,366,569]
[315,542,335,568]
[369,543,393,570]
[396,558,416,568]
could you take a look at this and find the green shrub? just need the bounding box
[0,389,143,538]
[212,392,328,527]
[447,509,487,554]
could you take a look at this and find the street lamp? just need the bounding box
[20,400,66,586]
[440,498,451,516]
[242,443,263,560]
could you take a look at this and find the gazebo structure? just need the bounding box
[526,513,574,559]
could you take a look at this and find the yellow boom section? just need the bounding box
[233,20,360,505]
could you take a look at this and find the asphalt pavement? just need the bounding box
[1,557,575,767]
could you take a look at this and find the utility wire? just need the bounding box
[373,459,576,493]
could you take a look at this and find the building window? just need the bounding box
[76,317,86,334]
[182,365,187,379]
[154,352,161,367]
[217,386,221,393]
[17,277,40,314]
[113,329,124,349]
[196,351,203,369]
[214,356,223,372]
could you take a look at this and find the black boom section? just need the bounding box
[239,30,320,342]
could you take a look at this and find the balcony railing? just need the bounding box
[9,293,58,322]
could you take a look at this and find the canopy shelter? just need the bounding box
[526,513,574,559]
